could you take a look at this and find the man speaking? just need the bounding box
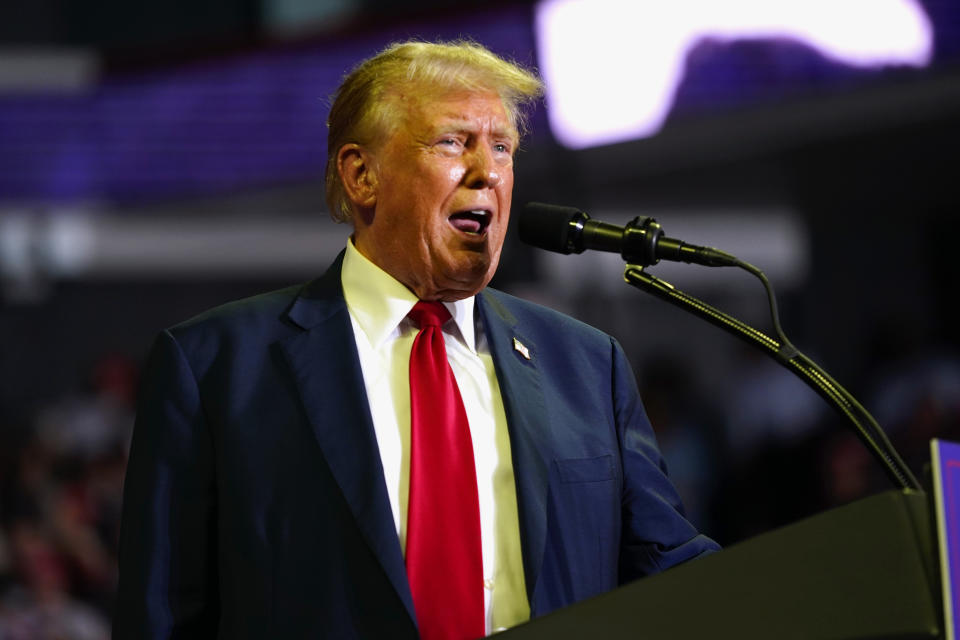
[114,40,718,640]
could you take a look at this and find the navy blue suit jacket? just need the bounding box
[114,253,718,639]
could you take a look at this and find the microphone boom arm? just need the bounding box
[623,263,921,492]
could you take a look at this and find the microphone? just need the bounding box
[519,202,738,268]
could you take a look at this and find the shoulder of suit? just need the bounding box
[166,282,308,346]
[167,250,345,343]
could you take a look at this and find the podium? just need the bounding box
[499,490,942,639]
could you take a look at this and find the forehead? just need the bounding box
[394,88,516,137]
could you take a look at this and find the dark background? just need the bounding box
[1,1,958,635]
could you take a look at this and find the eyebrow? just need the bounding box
[434,118,518,141]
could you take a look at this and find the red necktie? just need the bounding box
[405,301,484,640]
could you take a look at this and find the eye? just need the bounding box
[493,142,512,155]
[437,137,462,148]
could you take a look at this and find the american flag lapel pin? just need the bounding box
[513,337,531,360]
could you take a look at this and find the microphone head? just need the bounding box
[519,202,587,254]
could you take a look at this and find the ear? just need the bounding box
[337,143,378,211]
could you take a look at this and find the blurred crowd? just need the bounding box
[1,333,958,638]
[648,335,960,542]
[0,356,135,640]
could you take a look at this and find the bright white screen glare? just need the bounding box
[535,0,934,149]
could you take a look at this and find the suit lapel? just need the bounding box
[279,253,416,623]
[477,291,551,606]
[277,270,552,619]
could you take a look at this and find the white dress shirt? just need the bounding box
[341,239,530,633]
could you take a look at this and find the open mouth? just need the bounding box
[448,209,491,236]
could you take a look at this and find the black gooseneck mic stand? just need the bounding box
[618,215,921,492]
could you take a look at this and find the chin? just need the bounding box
[426,249,498,297]
[436,269,494,300]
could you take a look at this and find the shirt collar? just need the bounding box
[341,239,478,353]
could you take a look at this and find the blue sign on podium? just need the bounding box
[932,439,960,640]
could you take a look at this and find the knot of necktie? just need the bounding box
[408,301,451,329]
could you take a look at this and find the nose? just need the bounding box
[464,145,501,189]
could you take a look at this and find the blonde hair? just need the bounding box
[324,40,543,222]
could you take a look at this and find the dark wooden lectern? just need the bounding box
[499,490,942,639]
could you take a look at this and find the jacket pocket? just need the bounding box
[555,454,614,483]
